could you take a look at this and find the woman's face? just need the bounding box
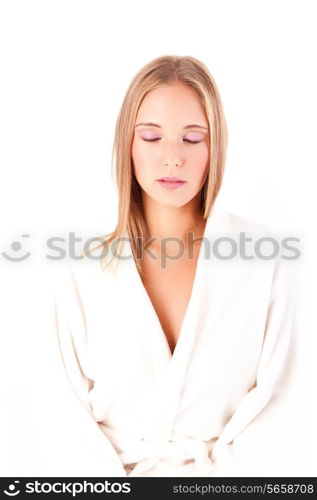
[131,83,210,209]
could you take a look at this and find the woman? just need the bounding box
[52,55,299,476]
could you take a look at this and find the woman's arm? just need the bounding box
[46,261,126,477]
[210,258,309,476]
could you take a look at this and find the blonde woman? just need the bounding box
[52,55,299,477]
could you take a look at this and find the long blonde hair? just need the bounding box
[85,55,228,277]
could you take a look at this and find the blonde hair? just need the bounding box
[85,55,228,277]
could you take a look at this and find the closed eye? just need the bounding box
[184,139,201,144]
[142,138,201,144]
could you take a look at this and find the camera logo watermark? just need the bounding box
[3,481,20,496]
[2,235,31,262]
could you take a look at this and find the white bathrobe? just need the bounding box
[51,208,301,477]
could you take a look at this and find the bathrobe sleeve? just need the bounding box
[211,258,306,476]
[50,262,126,476]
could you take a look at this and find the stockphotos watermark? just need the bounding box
[2,479,131,496]
[2,231,301,268]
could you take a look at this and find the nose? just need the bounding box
[163,143,184,168]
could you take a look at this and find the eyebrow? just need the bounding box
[135,122,208,130]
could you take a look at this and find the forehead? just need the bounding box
[136,83,207,125]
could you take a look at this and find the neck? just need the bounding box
[142,194,207,247]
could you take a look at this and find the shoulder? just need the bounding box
[206,207,277,242]
[46,244,115,306]
[210,209,299,290]
[217,210,295,258]
[208,209,279,260]
[224,210,277,239]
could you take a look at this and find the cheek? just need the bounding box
[131,141,151,184]
[132,140,160,177]
[132,140,150,165]
[131,141,143,176]
[131,140,139,165]
[189,144,210,176]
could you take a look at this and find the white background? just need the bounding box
[0,0,316,475]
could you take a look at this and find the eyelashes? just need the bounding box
[142,138,201,144]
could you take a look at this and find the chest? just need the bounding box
[140,249,200,355]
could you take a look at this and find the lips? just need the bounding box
[158,177,185,182]
[157,178,186,190]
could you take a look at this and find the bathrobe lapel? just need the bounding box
[117,207,229,442]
